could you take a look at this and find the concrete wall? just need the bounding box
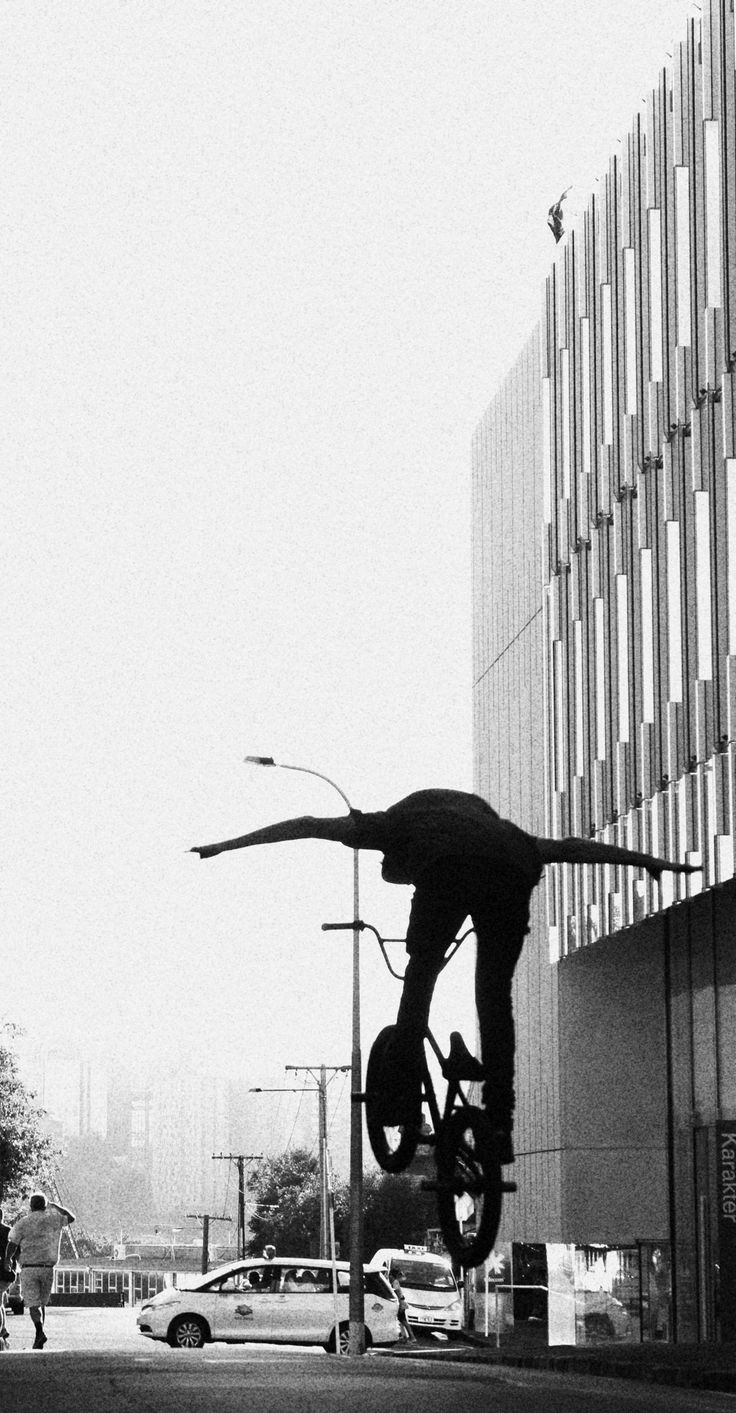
[557,919,668,1244]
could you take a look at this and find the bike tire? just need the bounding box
[436,1107,503,1268]
[365,1025,420,1173]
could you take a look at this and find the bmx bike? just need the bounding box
[322,920,516,1268]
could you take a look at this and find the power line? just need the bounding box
[211,1153,262,1261]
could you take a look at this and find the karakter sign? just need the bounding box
[716,1124,736,1340]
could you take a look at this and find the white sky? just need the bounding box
[4,0,698,1158]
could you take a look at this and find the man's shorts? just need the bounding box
[20,1266,54,1306]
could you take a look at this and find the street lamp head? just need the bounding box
[244,755,276,766]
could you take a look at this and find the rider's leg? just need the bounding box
[472,886,532,1163]
[394,865,470,1063]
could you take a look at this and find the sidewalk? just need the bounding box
[392,1322,736,1393]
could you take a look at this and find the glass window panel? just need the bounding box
[617,574,630,742]
[624,248,637,414]
[704,121,722,309]
[561,348,571,497]
[718,835,734,881]
[602,284,614,443]
[694,490,712,680]
[667,521,683,703]
[675,166,691,346]
[727,460,736,654]
[581,317,592,477]
[648,209,663,382]
[542,377,552,524]
[554,638,565,792]
[574,618,584,776]
[640,548,655,722]
[595,597,607,760]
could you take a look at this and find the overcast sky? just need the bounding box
[4,0,699,1162]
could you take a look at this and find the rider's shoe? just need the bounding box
[443,1031,486,1083]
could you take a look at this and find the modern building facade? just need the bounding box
[473,0,736,1343]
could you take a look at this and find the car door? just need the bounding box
[210,1263,277,1342]
[269,1264,333,1344]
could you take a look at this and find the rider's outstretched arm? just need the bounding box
[536,835,701,881]
[191,814,359,860]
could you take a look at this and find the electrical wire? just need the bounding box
[284,1086,305,1152]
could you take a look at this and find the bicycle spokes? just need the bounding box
[436,1108,505,1268]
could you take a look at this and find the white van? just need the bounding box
[371,1247,463,1337]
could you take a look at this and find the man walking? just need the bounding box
[192,786,699,1163]
[7,1191,75,1349]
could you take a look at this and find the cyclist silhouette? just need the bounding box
[192,787,699,1164]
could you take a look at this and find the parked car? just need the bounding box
[577,1289,634,1342]
[370,1247,464,1337]
[136,1256,400,1353]
[5,1278,23,1316]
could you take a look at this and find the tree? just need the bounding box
[0,1022,58,1205]
[335,1170,438,1259]
[246,1150,321,1256]
[246,1148,439,1261]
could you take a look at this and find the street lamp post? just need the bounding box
[245,756,366,1355]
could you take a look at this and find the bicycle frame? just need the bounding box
[323,919,513,1267]
[322,918,480,1125]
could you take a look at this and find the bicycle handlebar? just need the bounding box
[321,919,475,981]
[320,922,365,931]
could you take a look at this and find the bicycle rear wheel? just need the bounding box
[436,1107,503,1267]
[365,1025,421,1173]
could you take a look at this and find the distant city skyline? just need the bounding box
[14,1035,352,1230]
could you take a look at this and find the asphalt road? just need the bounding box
[2,1308,734,1413]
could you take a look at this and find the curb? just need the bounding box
[387,1337,736,1393]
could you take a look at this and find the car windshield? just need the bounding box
[392,1260,455,1291]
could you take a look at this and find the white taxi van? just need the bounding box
[371,1246,464,1336]
[136,1256,400,1353]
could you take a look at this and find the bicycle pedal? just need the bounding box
[501,1181,517,1193]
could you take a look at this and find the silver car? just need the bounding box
[136,1256,400,1353]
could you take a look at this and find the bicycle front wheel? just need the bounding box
[436,1107,503,1267]
[365,1025,420,1173]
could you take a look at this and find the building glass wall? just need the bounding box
[472,0,736,1343]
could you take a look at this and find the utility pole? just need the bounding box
[285,1065,350,1258]
[186,1212,232,1274]
[212,1153,262,1260]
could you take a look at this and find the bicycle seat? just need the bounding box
[442,1031,486,1083]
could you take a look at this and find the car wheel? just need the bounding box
[326,1322,372,1354]
[167,1315,208,1349]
